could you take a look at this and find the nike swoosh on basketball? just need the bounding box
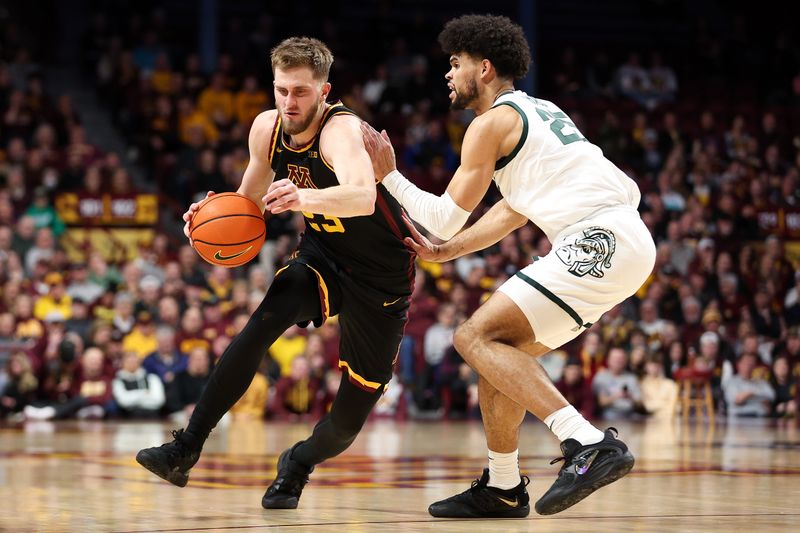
[214,246,253,261]
[496,495,519,508]
[382,297,402,307]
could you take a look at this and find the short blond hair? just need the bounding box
[270,37,333,81]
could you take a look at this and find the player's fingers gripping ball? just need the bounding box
[189,192,266,267]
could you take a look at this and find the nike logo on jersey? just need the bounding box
[383,297,402,307]
[496,495,519,508]
[214,246,253,262]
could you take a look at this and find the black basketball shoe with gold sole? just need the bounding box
[428,468,530,518]
[535,427,634,515]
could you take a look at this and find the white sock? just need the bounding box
[543,405,604,445]
[487,449,520,490]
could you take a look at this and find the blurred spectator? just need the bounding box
[0,312,21,365]
[769,356,797,418]
[575,330,607,379]
[615,53,650,107]
[122,310,158,359]
[198,72,234,129]
[24,187,65,236]
[638,299,668,350]
[313,369,341,418]
[136,274,163,316]
[66,263,104,305]
[176,306,211,354]
[272,355,319,420]
[112,351,165,418]
[419,302,457,410]
[33,272,72,321]
[646,52,678,108]
[439,347,477,419]
[143,326,187,385]
[177,245,206,287]
[235,75,269,126]
[680,296,705,348]
[269,324,306,377]
[111,292,136,334]
[723,353,775,417]
[166,346,211,419]
[403,120,458,172]
[640,353,678,418]
[629,345,648,378]
[555,358,595,417]
[593,347,642,419]
[585,51,614,97]
[87,252,123,291]
[363,64,388,110]
[24,227,56,274]
[663,220,694,276]
[24,347,112,420]
[552,47,583,96]
[663,340,688,380]
[64,297,93,344]
[747,287,783,340]
[156,296,182,329]
[0,352,38,419]
[771,329,800,367]
[132,31,165,75]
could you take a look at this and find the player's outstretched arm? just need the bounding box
[238,110,278,212]
[362,113,505,240]
[403,199,527,263]
[265,114,376,217]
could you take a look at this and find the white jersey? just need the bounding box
[491,91,641,242]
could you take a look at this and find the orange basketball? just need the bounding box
[189,192,266,268]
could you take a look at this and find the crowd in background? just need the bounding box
[0,5,799,424]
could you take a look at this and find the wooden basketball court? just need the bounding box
[1,418,798,532]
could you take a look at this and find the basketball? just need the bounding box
[189,192,266,267]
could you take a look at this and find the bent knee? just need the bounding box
[453,321,486,360]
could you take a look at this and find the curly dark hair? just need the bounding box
[438,14,531,80]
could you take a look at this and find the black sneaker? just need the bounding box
[428,468,530,518]
[135,429,201,488]
[535,427,634,515]
[262,444,315,509]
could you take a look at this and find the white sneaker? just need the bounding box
[24,405,56,420]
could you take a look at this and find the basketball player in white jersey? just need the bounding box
[362,14,655,518]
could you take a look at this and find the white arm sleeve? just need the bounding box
[382,170,471,240]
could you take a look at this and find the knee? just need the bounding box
[453,321,484,365]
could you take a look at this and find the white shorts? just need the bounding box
[498,207,655,349]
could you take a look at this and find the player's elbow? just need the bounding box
[359,187,376,216]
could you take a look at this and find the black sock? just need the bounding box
[291,373,383,467]
[186,264,322,446]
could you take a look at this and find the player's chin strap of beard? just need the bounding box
[381,169,471,240]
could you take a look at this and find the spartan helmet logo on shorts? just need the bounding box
[556,227,617,278]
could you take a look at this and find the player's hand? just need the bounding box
[402,212,448,262]
[360,121,396,182]
[183,191,216,246]
[264,179,303,214]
